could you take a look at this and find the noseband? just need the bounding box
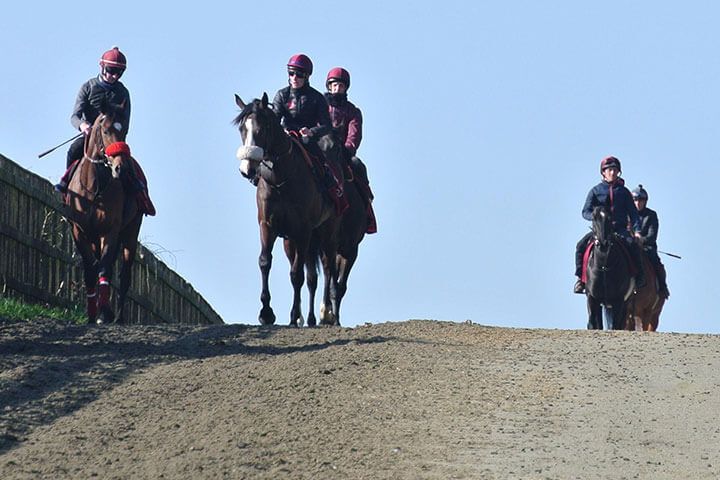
[237,110,293,188]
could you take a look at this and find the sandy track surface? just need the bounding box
[1,319,719,479]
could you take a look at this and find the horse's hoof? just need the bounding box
[259,309,276,325]
[307,316,317,328]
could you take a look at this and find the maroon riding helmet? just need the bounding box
[287,53,313,75]
[326,67,351,90]
[100,47,127,70]
[600,156,621,173]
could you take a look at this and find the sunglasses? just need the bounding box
[105,66,125,76]
[288,70,307,79]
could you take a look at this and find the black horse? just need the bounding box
[585,206,634,330]
[233,93,340,326]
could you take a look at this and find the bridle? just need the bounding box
[239,107,295,189]
[77,113,123,197]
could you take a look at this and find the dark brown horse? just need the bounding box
[585,206,634,330]
[65,101,143,324]
[625,251,666,331]
[233,93,340,326]
[306,171,369,326]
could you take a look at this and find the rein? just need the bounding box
[77,115,117,198]
[251,121,295,189]
[260,139,293,189]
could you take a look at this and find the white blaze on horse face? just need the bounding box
[236,117,265,176]
[244,117,256,148]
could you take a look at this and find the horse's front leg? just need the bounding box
[586,296,603,330]
[258,224,276,325]
[71,225,100,324]
[320,252,332,325]
[115,216,142,324]
[97,233,121,325]
[285,237,308,327]
[304,236,319,327]
[614,301,629,331]
[318,242,339,326]
[334,247,359,327]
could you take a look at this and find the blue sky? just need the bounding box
[2,1,717,332]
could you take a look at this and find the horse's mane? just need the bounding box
[232,98,277,127]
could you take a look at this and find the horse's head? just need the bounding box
[104,141,131,180]
[233,93,283,181]
[87,98,127,159]
[591,206,614,248]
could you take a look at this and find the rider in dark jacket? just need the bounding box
[56,47,131,192]
[272,54,345,212]
[68,47,131,168]
[632,185,669,298]
[55,47,154,216]
[574,156,645,293]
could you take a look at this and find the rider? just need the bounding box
[272,54,346,213]
[573,156,645,293]
[55,47,154,216]
[324,67,374,204]
[56,47,131,193]
[632,185,670,298]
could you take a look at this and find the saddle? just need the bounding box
[61,156,156,216]
[581,236,637,283]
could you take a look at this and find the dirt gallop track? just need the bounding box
[1,319,719,479]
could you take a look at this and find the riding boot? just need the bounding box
[574,232,592,292]
[55,159,81,194]
[574,278,585,294]
[125,157,156,216]
[351,156,374,203]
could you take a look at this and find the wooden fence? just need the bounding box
[0,154,223,325]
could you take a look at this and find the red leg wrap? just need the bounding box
[98,278,111,309]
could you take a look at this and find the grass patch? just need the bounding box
[0,297,86,324]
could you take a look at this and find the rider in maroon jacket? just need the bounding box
[324,67,373,203]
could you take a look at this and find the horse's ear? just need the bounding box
[261,92,269,107]
[235,94,246,109]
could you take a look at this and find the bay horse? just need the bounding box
[585,206,634,330]
[65,101,143,324]
[233,93,340,326]
[306,170,368,327]
[625,251,665,331]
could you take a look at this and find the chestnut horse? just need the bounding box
[233,93,340,326]
[65,101,143,324]
[585,206,634,330]
[625,251,665,331]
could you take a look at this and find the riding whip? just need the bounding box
[658,250,682,260]
[38,133,83,158]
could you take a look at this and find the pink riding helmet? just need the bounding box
[287,53,313,75]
